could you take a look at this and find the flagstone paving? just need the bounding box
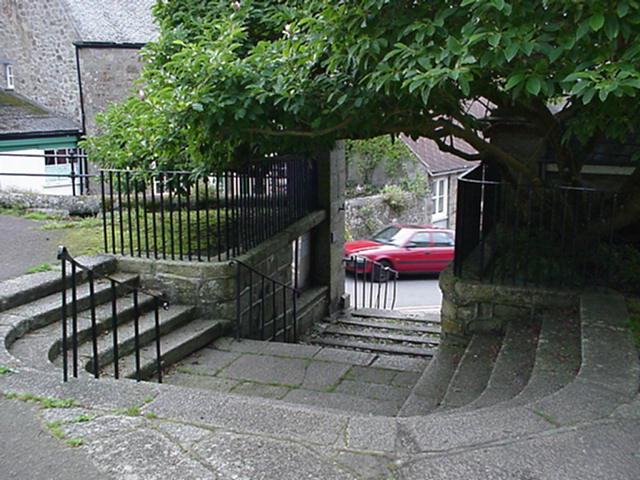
[164,337,429,416]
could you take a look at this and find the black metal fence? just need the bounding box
[231,259,299,342]
[344,255,399,310]
[453,164,620,288]
[0,150,91,196]
[100,156,317,261]
[58,246,169,383]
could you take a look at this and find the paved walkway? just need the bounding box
[0,214,61,281]
[165,338,428,416]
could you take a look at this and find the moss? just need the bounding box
[627,297,640,349]
[26,263,53,274]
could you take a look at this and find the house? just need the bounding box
[400,135,477,229]
[0,0,158,194]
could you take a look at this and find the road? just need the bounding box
[345,273,442,313]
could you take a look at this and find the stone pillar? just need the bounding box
[311,141,346,315]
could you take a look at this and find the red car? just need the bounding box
[344,224,455,275]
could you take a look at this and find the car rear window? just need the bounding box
[432,232,454,246]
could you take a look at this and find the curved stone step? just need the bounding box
[8,288,155,370]
[397,343,465,416]
[108,318,232,381]
[4,273,141,348]
[438,333,503,410]
[0,255,116,313]
[66,305,196,376]
[497,308,581,409]
[460,317,540,411]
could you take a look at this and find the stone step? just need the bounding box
[9,291,156,370]
[71,305,196,376]
[438,333,503,410]
[351,308,440,324]
[460,317,540,411]
[323,325,439,346]
[498,309,581,408]
[310,336,436,357]
[5,273,141,341]
[397,343,465,416]
[336,318,442,335]
[0,255,116,313]
[113,318,232,381]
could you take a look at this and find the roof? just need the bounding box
[401,135,478,176]
[0,91,81,138]
[61,0,158,44]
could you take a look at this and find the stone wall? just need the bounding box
[0,0,81,121]
[439,268,579,343]
[78,47,145,135]
[0,190,101,215]
[117,212,328,335]
[345,192,430,240]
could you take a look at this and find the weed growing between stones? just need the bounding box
[4,391,76,408]
[65,438,84,448]
[0,365,13,375]
[46,420,66,440]
[26,263,53,274]
[117,405,142,417]
[627,297,640,349]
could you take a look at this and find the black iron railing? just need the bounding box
[344,255,399,310]
[0,150,92,196]
[231,259,299,342]
[100,156,317,262]
[453,164,619,288]
[57,246,169,383]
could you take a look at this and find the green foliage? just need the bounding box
[4,392,76,409]
[116,405,142,417]
[46,421,66,440]
[86,0,640,184]
[381,185,409,212]
[65,438,84,448]
[26,263,53,274]
[401,170,429,196]
[627,297,640,348]
[346,135,414,183]
[0,365,13,375]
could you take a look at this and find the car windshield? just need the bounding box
[372,226,412,247]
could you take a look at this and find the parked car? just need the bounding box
[344,224,455,276]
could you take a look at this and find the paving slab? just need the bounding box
[344,365,399,385]
[301,360,352,391]
[230,381,290,399]
[217,353,308,386]
[371,354,429,372]
[392,371,420,388]
[177,348,241,373]
[335,380,409,404]
[312,347,376,366]
[283,389,400,416]
[260,341,322,358]
[164,372,239,393]
[332,450,397,479]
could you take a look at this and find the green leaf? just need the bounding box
[526,76,541,95]
[604,16,619,40]
[598,88,609,102]
[589,14,605,31]
[504,42,519,62]
[617,1,629,18]
[505,73,525,90]
[191,103,204,112]
[488,33,501,47]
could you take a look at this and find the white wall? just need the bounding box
[0,149,78,195]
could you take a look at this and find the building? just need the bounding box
[0,0,158,193]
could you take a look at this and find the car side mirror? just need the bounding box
[405,242,418,248]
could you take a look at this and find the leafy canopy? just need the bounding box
[86,0,640,182]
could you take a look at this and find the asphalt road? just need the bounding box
[345,273,442,313]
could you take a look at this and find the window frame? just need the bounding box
[431,177,448,222]
[5,64,14,90]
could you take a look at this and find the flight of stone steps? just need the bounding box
[305,309,441,358]
[3,256,231,381]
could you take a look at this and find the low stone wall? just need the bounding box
[117,211,328,337]
[439,267,579,343]
[345,192,429,240]
[0,190,101,216]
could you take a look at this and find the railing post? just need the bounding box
[58,247,68,382]
[234,261,242,340]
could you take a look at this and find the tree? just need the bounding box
[86,0,640,228]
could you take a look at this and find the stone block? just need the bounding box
[155,273,200,304]
[457,304,477,322]
[441,317,465,336]
[494,304,528,321]
[198,278,234,303]
[230,381,290,399]
[495,285,532,306]
[116,256,156,275]
[454,280,495,305]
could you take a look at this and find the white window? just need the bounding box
[431,177,448,222]
[5,64,14,90]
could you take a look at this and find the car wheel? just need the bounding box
[373,260,394,282]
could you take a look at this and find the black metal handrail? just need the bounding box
[453,164,620,288]
[100,155,317,262]
[230,258,300,343]
[344,255,399,310]
[57,246,169,383]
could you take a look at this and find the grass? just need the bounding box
[627,297,640,349]
[4,392,76,409]
[116,405,141,417]
[46,421,66,440]
[26,263,53,274]
[65,438,84,448]
[0,365,13,375]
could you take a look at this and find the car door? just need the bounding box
[427,231,456,271]
[400,231,434,273]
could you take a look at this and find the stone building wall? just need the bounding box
[78,47,144,135]
[345,192,430,240]
[0,0,81,121]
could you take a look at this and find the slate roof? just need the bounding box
[62,0,159,44]
[401,135,478,176]
[0,91,80,138]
